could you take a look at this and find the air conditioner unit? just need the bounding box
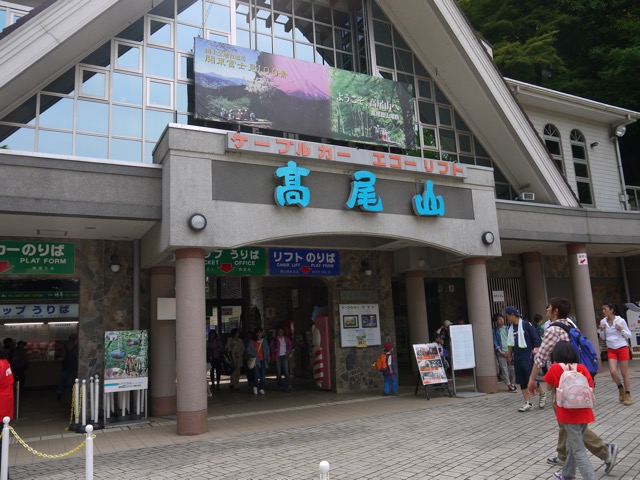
[520,192,535,201]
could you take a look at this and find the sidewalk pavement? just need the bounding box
[5,363,640,479]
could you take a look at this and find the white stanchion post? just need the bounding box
[1,417,10,480]
[81,380,87,427]
[89,377,94,424]
[94,376,100,424]
[74,379,80,425]
[85,425,93,480]
[319,460,330,480]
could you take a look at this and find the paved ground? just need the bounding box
[5,366,640,479]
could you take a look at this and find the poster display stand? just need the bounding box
[412,343,452,400]
[449,324,477,395]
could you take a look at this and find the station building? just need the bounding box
[1,0,639,434]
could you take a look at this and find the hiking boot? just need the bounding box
[539,392,547,409]
[623,392,632,406]
[605,443,618,475]
[518,402,533,412]
[546,457,564,465]
[618,385,625,402]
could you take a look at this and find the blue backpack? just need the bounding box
[551,322,599,376]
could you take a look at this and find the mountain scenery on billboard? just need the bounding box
[194,38,415,149]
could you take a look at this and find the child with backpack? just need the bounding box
[377,342,397,396]
[543,340,596,480]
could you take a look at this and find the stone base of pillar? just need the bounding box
[151,396,177,417]
[177,409,209,435]
[476,376,498,394]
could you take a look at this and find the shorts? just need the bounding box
[513,357,533,388]
[607,346,630,361]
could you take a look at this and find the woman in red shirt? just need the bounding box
[543,341,595,480]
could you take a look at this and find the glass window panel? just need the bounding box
[574,163,589,178]
[208,31,229,43]
[0,11,5,30]
[577,182,593,204]
[393,30,409,50]
[333,10,350,29]
[545,139,561,156]
[177,24,200,52]
[418,101,436,125]
[205,3,230,32]
[315,48,333,66]
[39,96,73,130]
[476,156,492,168]
[146,47,175,79]
[439,129,456,151]
[378,70,393,80]
[493,168,507,183]
[112,73,143,105]
[335,29,351,52]
[395,50,413,73]
[0,127,34,151]
[422,127,437,147]
[274,37,294,57]
[495,183,512,200]
[396,74,413,90]
[111,138,142,162]
[423,150,439,160]
[441,152,457,162]
[571,144,585,159]
[257,34,272,53]
[235,4,250,29]
[76,134,108,159]
[418,79,432,99]
[415,61,429,78]
[116,18,144,42]
[149,19,172,46]
[459,155,474,165]
[315,23,333,48]
[179,55,194,80]
[236,29,251,48]
[454,112,469,131]
[335,52,353,71]
[375,44,394,69]
[255,8,272,34]
[38,130,72,155]
[144,141,157,163]
[554,159,564,173]
[81,42,111,68]
[438,106,452,126]
[2,95,37,126]
[434,85,449,105]
[116,44,140,71]
[178,0,203,24]
[313,4,331,24]
[150,2,175,19]
[295,42,314,62]
[76,100,108,134]
[458,133,471,153]
[112,105,142,138]
[373,20,392,45]
[371,3,387,21]
[81,70,106,97]
[274,14,293,38]
[474,139,488,157]
[149,81,173,107]
[146,109,174,141]
[176,83,194,112]
[42,68,75,96]
[294,19,313,43]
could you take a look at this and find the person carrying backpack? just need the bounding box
[543,341,596,480]
[528,297,618,474]
[380,342,397,396]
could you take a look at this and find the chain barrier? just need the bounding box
[8,425,95,460]
[66,382,83,430]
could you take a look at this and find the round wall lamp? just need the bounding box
[614,124,627,138]
[481,231,495,245]
[109,253,121,273]
[188,213,207,232]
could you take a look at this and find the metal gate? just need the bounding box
[487,278,526,318]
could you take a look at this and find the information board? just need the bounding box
[449,324,476,370]
[413,343,448,385]
[339,304,381,347]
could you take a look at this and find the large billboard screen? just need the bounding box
[194,38,416,149]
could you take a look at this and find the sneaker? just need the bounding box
[253,386,258,395]
[518,402,533,412]
[508,384,518,392]
[259,389,265,395]
[552,474,575,480]
[605,443,618,475]
[546,457,564,465]
[539,392,547,409]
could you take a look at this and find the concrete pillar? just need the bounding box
[175,248,208,435]
[522,252,547,319]
[463,257,497,393]
[149,266,176,417]
[566,244,601,364]
[404,271,428,377]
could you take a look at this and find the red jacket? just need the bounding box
[0,359,14,420]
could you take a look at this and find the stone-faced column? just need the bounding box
[175,248,207,435]
[566,243,601,364]
[404,271,428,377]
[523,252,547,319]
[463,257,497,393]
[150,266,176,417]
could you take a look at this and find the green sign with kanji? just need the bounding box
[205,248,266,276]
[0,241,75,275]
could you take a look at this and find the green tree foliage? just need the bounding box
[458,0,640,185]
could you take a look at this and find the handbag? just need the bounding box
[247,340,263,369]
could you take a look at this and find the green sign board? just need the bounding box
[0,241,75,275]
[205,248,266,276]
[0,291,79,301]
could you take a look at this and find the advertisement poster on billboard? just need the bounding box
[413,343,448,385]
[194,38,415,149]
[104,330,148,393]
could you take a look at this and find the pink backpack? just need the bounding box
[556,363,595,409]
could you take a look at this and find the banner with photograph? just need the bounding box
[104,330,148,393]
[413,343,448,385]
[339,304,381,347]
[194,38,415,149]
